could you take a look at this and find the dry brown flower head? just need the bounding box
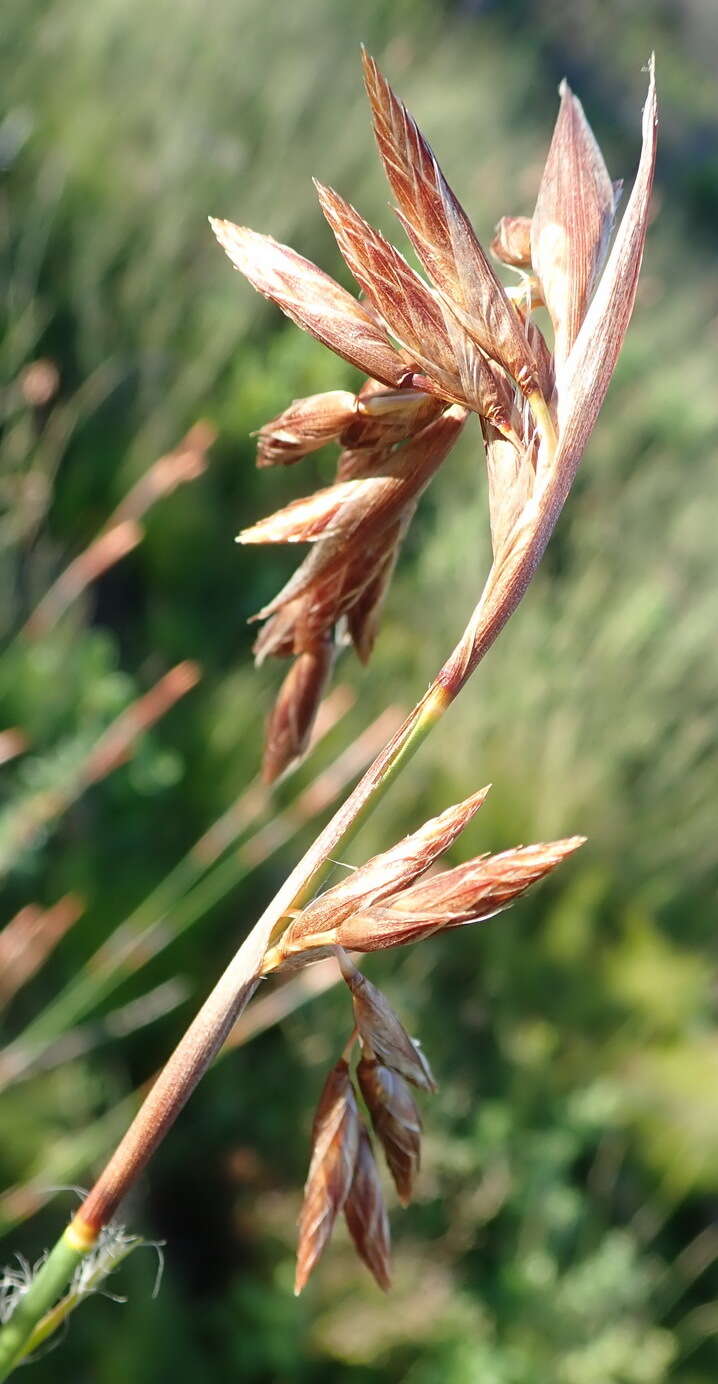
[212,53,656,779]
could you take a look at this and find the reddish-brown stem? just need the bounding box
[78,973,261,1230]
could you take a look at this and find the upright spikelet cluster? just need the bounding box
[212,51,656,782]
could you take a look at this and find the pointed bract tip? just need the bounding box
[209,215,230,241]
[312,178,332,213]
[643,54,658,127]
[361,45,376,75]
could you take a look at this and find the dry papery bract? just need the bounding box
[212,50,656,782]
[210,49,656,1290]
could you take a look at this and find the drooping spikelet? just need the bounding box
[294,1058,360,1294]
[343,1125,392,1291]
[357,1056,422,1207]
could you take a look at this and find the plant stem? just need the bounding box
[0,440,564,1376]
[0,1233,87,1379]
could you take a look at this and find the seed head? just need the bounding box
[212,50,657,779]
[246,407,465,602]
[277,786,489,956]
[316,181,518,434]
[237,476,391,547]
[361,49,540,398]
[335,837,586,952]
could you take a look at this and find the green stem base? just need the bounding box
[0,1232,86,1381]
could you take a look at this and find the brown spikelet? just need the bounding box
[335,837,586,952]
[300,522,404,656]
[347,517,406,663]
[209,219,413,389]
[315,183,473,402]
[295,1059,360,1294]
[357,1057,422,1206]
[278,786,489,955]
[237,476,389,546]
[303,521,404,655]
[334,382,410,474]
[531,80,618,365]
[255,391,357,467]
[250,514,403,672]
[337,949,437,1092]
[361,50,540,397]
[490,215,533,269]
[315,182,517,436]
[262,644,335,784]
[250,407,466,624]
[335,443,394,482]
[344,1124,392,1290]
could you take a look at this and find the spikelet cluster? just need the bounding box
[266,786,583,1290]
[212,51,656,780]
[262,787,583,972]
[294,955,435,1294]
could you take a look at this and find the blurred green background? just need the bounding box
[1,0,717,1379]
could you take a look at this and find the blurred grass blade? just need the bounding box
[0,665,201,879]
[0,897,83,1011]
[0,704,401,1084]
[23,424,214,640]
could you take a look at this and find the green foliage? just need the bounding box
[1,0,717,1379]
